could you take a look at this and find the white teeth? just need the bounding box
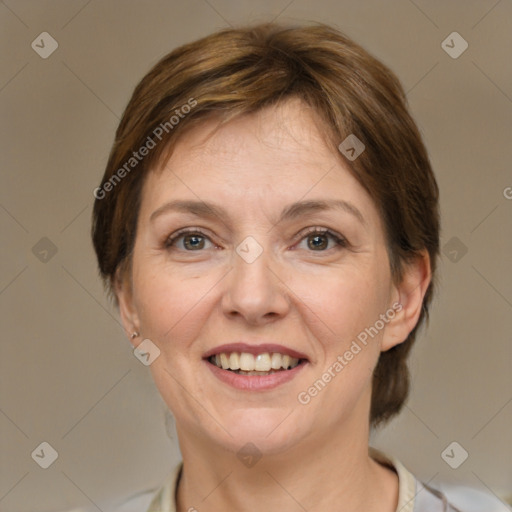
[271,353,282,370]
[229,352,240,370]
[239,353,255,371]
[255,353,271,371]
[210,351,300,372]
[220,353,230,370]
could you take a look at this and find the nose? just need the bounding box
[221,240,290,326]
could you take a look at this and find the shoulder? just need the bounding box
[109,461,183,512]
[434,483,511,512]
[415,479,507,512]
[369,447,508,512]
[108,490,156,512]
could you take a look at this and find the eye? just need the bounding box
[295,228,347,252]
[165,228,214,251]
[164,227,347,253]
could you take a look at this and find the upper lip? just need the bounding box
[202,342,309,361]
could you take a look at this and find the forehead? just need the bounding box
[140,98,379,227]
[157,98,338,178]
[189,98,332,157]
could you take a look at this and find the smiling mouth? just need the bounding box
[208,351,304,375]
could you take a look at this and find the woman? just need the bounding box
[92,22,467,512]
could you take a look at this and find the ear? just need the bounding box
[381,249,432,352]
[114,265,141,348]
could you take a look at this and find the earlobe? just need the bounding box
[381,250,432,352]
[114,267,141,347]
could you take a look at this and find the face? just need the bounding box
[118,98,414,457]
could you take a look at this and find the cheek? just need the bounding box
[293,265,389,346]
[292,270,388,422]
[132,260,219,346]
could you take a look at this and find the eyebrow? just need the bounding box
[149,198,366,226]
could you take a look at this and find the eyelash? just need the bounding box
[164,227,348,252]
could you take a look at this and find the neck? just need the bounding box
[174,397,398,511]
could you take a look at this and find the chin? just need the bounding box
[211,409,308,457]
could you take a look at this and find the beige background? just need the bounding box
[1,1,511,511]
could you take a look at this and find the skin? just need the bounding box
[116,97,431,512]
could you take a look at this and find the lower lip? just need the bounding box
[204,359,308,391]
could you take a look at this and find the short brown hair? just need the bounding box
[92,22,440,428]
